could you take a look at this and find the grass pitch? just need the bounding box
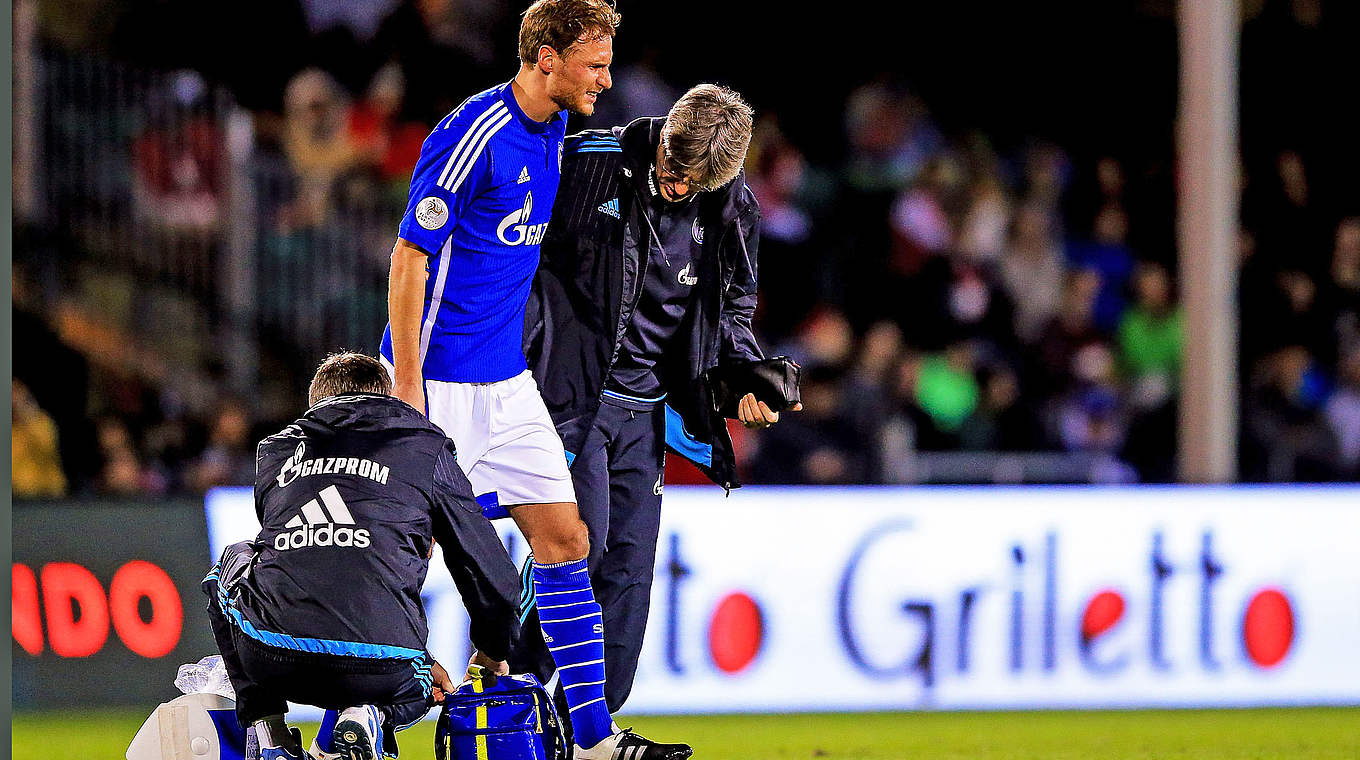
[12,707,1359,759]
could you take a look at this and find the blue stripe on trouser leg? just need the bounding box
[532,558,613,749]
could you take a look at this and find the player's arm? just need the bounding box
[387,114,494,411]
[428,441,521,665]
[389,239,429,411]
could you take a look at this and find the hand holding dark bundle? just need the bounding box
[706,356,802,424]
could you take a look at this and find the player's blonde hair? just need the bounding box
[308,352,393,406]
[518,0,621,65]
[661,84,755,192]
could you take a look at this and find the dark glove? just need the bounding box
[705,356,802,419]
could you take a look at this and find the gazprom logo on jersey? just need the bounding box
[497,192,548,246]
[276,443,390,488]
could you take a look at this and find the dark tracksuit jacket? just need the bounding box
[524,117,764,489]
[204,393,520,729]
[516,118,763,716]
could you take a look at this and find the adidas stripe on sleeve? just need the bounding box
[397,100,507,255]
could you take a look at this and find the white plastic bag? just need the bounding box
[174,654,236,700]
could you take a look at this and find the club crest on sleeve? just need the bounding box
[415,196,449,230]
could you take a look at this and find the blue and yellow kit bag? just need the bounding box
[435,666,566,760]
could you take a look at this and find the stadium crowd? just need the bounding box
[12,0,1360,496]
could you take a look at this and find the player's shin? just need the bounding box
[531,558,614,750]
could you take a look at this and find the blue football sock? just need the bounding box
[315,709,338,753]
[533,558,613,749]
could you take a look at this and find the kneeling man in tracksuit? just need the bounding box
[204,352,521,759]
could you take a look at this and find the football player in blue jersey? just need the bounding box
[380,2,689,758]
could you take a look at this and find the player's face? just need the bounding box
[546,35,613,115]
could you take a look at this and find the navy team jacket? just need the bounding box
[222,394,520,662]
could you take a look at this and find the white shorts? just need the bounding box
[384,362,576,507]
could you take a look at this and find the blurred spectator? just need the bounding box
[939,255,1017,351]
[186,400,257,492]
[1000,201,1066,343]
[912,344,980,445]
[1051,339,1127,455]
[1118,262,1182,390]
[957,170,1012,264]
[283,68,368,225]
[1262,269,1335,367]
[1246,150,1330,276]
[776,307,855,372]
[1032,269,1104,393]
[844,82,942,194]
[131,70,224,233]
[849,321,903,390]
[842,321,902,454]
[1324,218,1360,361]
[1055,381,1126,454]
[748,366,874,484]
[96,417,155,495]
[301,0,398,41]
[347,63,429,186]
[748,119,821,342]
[1064,156,1125,247]
[959,365,1042,452]
[1243,346,1341,482]
[1326,350,1360,480]
[1021,142,1070,210]
[12,379,68,498]
[12,270,99,491]
[1066,204,1134,333]
[888,155,960,273]
[1117,262,1182,480]
[370,0,500,124]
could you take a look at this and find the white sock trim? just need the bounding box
[539,611,601,624]
[569,696,607,713]
[557,658,605,671]
[534,558,587,570]
[563,679,606,690]
[548,638,605,652]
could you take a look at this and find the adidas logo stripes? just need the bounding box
[274,485,371,550]
[284,484,353,527]
[517,166,531,184]
[598,198,620,219]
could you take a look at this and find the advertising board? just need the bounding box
[12,501,217,708]
[203,485,1360,713]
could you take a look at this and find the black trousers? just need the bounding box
[204,575,431,743]
[512,398,665,725]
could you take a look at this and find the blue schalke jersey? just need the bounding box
[380,82,567,383]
